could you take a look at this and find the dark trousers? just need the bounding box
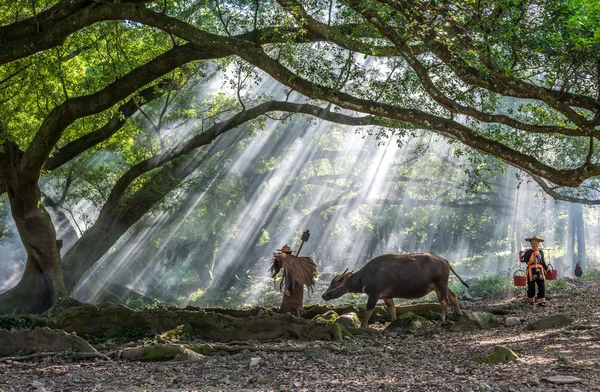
[527,279,545,300]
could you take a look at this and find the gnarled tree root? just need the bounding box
[0,351,111,363]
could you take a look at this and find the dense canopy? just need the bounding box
[1,0,599,312]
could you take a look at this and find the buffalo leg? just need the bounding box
[383,298,396,321]
[433,285,449,322]
[362,294,379,328]
[448,289,463,316]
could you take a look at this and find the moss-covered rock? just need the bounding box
[336,312,361,329]
[525,314,575,331]
[472,346,519,364]
[369,303,443,323]
[385,312,429,333]
[452,312,499,332]
[0,327,97,357]
[119,344,203,362]
[313,310,339,323]
[295,317,344,341]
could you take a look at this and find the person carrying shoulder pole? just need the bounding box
[519,236,549,307]
[276,244,295,297]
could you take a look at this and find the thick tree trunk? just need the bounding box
[0,181,65,314]
[280,280,304,314]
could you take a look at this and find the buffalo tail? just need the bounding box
[448,262,469,288]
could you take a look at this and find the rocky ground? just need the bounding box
[0,279,599,392]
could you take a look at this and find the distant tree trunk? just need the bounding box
[573,203,586,268]
[513,184,523,262]
[280,279,304,314]
[566,203,577,274]
[436,217,448,253]
[0,143,66,313]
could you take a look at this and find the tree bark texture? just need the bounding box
[0,147,66,313]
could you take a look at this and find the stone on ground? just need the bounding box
[525,314,574,330]
[472,346,519,364]
[451,311,499,332]
[504,316,521,326]
[335,312,361,329]
[385,312,428,333]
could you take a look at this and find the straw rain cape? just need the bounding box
[270,253,318,292]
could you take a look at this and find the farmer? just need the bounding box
[276,244,295,296]
[519,236,549,307]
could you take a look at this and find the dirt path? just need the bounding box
[1,281,599,392]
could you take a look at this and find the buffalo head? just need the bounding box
[321,268,353,301]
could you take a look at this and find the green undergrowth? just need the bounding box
[0,315,28,330]
[579,268,600,281]
[0,314,48,330]
[450,275,511,299]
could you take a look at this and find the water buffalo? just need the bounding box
[321,253,469,327]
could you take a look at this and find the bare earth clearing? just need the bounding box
[0,280,599,392]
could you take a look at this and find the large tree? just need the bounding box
[1,0,599,313]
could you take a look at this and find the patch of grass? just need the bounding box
[564,289,584,297]
[547,279,570,290]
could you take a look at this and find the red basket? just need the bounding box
[546,264,557,280]
[513,270,527,286]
